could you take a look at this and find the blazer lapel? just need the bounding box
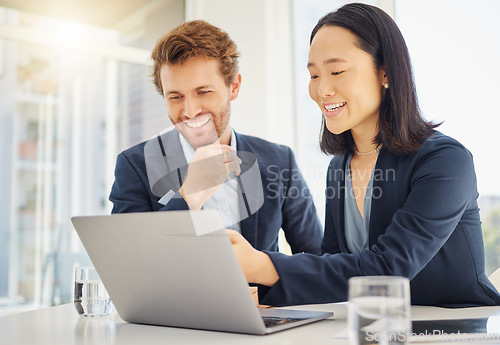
[234,133,259,247]
[149,130,189,198]
[368,149,399,247]
[240,210,259,247]
[334,155,349,253]
[164,130,189,177]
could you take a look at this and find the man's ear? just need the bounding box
[230,73,242,101]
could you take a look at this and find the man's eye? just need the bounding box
[199,90,211,95]
[331,71,344,76]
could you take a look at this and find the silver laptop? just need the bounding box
[71,211,332,335]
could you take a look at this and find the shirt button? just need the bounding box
[221,206,227,212]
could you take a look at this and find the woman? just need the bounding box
[228,3,500,307]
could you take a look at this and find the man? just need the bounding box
[109,20,321,254]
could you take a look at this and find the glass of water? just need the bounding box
[74,266,114,317]
[348,276,411,345]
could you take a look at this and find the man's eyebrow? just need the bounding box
[165,90,181,95]
[165,85,213,95]
[195,85,213,90]
[307,57,347,68]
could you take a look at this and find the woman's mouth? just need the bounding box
[323,102,346,116]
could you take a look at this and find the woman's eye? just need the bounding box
[169,95,182,100]
[331,71,344,76]
[310,75,319,80]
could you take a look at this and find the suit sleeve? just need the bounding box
[109,153,154,213]
[109,153,189,213]
[280,148,323,255]
[260,141,477,306]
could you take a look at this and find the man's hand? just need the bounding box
[226,230,279,287]
[180,143,242,210]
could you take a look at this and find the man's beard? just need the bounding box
[174,100,231,149]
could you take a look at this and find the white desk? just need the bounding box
[1,302,500,345]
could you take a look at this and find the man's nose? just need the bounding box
[182,97,203,118]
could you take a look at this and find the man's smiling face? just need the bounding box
[160,57,240,148]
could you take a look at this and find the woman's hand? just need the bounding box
[226,230,279,286]
[249,286,270,308]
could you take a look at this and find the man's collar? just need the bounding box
[179,129,237,164]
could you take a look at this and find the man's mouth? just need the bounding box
[324,102,346,112]
[184,117,211,128]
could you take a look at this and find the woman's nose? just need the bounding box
[318,79,336,98]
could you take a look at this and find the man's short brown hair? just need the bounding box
[151,20,240,95]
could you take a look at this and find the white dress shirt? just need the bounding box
[178,131,242,232]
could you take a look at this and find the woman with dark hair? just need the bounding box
[228,3,500,307]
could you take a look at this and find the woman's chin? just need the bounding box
[325,124,348,135]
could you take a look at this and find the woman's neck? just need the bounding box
[351,129,379,155]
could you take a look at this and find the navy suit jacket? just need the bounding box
[261,132,500,307]
[109,130,322,254]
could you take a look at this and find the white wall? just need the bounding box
[185,0,296,149]
[396,0,500,196]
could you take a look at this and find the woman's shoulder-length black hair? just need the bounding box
[312,3,439,156]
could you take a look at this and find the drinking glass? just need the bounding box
[74,266,114,317]
[348,276,411,345]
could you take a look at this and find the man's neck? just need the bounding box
[218,126,232,146]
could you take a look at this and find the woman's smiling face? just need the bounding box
[308,25,387,136]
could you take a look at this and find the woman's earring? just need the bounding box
[384,83,389,89]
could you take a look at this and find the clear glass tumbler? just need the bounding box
[74,266,114,317]
[348,276,411,345]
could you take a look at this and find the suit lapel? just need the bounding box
[368,151,383,247]
[368,149,399,247]
[240,210,259,247]
[149,130,190,197]
[163,130,188,176]
[333,155,349,253]
[234,133,259,247]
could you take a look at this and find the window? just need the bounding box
[0,3,182,315]
[395,0,500,274]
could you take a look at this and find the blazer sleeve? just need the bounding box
[259,140,478,306]
[280,147,323,255]
[109,152,154,213]
[109,152,189,213]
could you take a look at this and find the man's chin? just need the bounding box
[182,133,220,149]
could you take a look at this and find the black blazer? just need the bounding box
[109,130,323,254]
[261,132,500,307]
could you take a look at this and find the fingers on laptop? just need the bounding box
[249,286,270,308]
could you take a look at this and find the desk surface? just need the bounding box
[1,302,500,345]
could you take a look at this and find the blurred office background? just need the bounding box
[0,0,499,315]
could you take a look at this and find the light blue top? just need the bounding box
[344,154,376,253]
